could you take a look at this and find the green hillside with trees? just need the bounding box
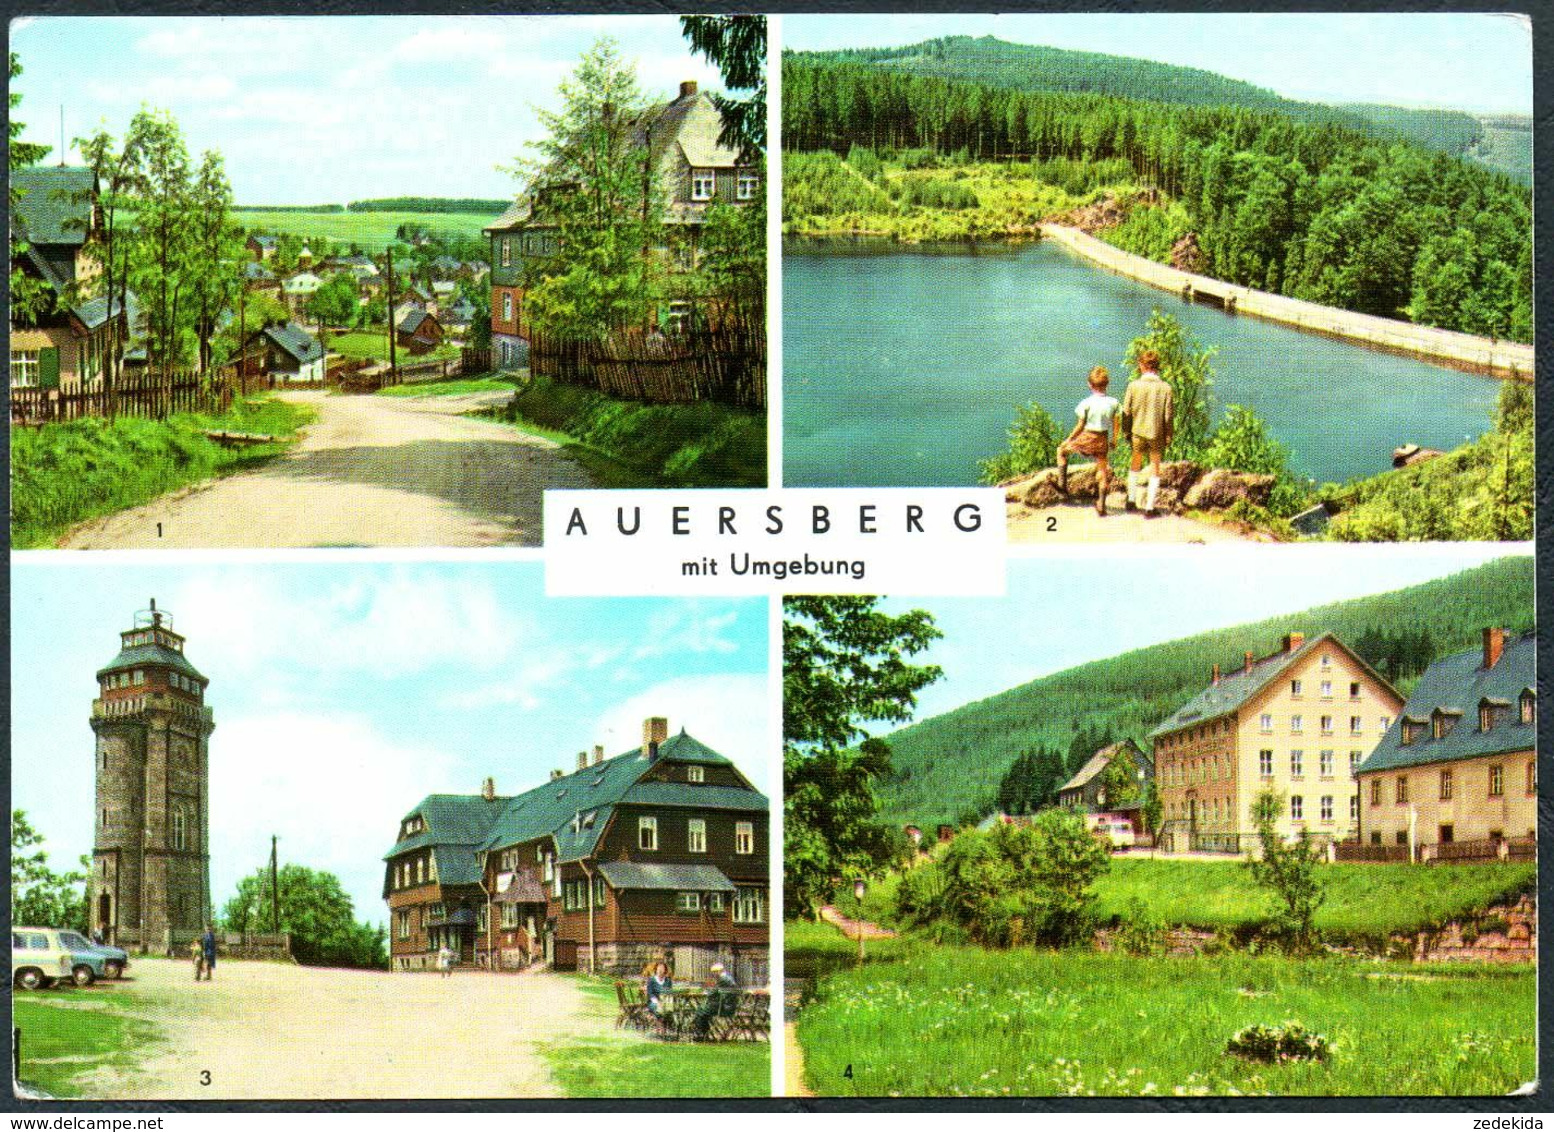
[875,557,1534,827]
[796,37,1519,180]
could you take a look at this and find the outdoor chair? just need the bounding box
[614,981,651,1031]
[703,989,744,1041]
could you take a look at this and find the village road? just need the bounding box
[1007,499,1248,543]
[84,957,596,1099]
[58,389,595,548]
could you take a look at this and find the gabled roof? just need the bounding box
[249,234,278,248]
[384,793,512,860]
[1359,632,1536,774]
[483,198,532,235]
[11,166,96,247]
[1149,632,1393,738]
[432,844,484,887]
[398,308,441,336]
[478,729,762,859]
[71,290,139,333]
[256,323,322,365]
[493,871,548,904]
[244,262,276,281]
[1057,740,1143,795]
[596,862,735,893]
[282,272,322,292]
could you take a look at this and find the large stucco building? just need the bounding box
[1356,628,1536,855]
[1151,631,1404,852]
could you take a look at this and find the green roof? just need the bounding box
[479,730,762,858]
[432,844,484,887]
[596,862,735,893]
[1358,632,1535,774]
[96,642,207,683]
[384,793,511,859]
[11,166,95,247]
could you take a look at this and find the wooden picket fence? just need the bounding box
[10,368,234,426]
[530,321,765,410]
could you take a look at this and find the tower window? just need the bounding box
[171,807,187,851]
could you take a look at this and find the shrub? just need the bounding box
[1201,404,1310,517]
[978,400,1061,484]
[1124,310,1215,461]
[1114,897,1169,957]
[1226,1022,1332,1063]
[1245,791,1327,954]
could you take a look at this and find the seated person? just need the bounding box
[645,960,674,1017]
[693,962,740,1038]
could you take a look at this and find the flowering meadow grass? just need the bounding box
[788,921,1534,1097]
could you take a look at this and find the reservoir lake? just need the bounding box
[783,240,1499,488]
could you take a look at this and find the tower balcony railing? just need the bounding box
[92,692,214,723]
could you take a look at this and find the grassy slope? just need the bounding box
[330,329,459,363]
[541,976,768,1098]
[876,557,1534,826]
[498,375,767,488]
[13,996,161,1098]
[11,394,317,548]
[377,376,519,398]
[232,209,493,253]
[789,920,1534,1097]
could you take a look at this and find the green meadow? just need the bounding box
[13,996,161,1098]
[233,209,494,253]
[789,920,1535,1098]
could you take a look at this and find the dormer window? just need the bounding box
[638,816,658,851]
[1521,691,1536,725]
[691,170,716,201]
[1401,719,1423,746]
[687,766,704,784]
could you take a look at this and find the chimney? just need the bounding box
[1284,632,1305,653]
[1211,663,1221,685]
[481,777,495,802]
[550,768,564,781]
[642,716,669,756]
[1244,651,1254,674]
[679,80,698,100]
[1484,627,1506,670]
[577,751,588,772]
[592,744,604,766]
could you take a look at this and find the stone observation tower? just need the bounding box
[90,599,214,952]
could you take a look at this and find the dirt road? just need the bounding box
[1007,499,1246,543]
[59,390,595,549]
[82,958,595,1099]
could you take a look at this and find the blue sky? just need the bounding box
[885,548,1530,727]
[785,12,1532,116]
[11,561,769,924]
[9,15,727,204]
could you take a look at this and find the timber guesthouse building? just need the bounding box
[384,717,769,985]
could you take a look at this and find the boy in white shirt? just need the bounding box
[1056,365,1119,515]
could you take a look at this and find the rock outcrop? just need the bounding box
[1170,231,1205,273]
[1002,461,1271,515]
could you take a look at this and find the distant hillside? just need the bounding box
[876,557,1534,827]
[1466,113,1533,184]
[798,36,1525,179]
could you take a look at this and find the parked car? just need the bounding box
[1089,816,1137,850]
[11,928,106,989]
[55,929,129,979]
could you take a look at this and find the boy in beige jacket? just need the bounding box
[1119,349,1174,517]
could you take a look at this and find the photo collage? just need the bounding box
[7,10,1539,1110]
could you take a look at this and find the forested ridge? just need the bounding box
[799,37,1501,172]
[782,53,1532,342]
[875,557,1534,827]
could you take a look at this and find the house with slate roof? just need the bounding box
[246,233,278,261]
[238,322,325,384]
[483,79,759,368]
[1151,632,1403,853]
[1056,739,1150,812]
[396,309,446,355]
[383,716,768,983]
[9,165,137,391]
[1355,628,1535,857]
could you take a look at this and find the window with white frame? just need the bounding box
[1349,795,1359,824]
[396,909,410,939]
[676,891,700,913]
[735,821,754,854]
[501,237,512,267]
[691,170,716,201]
[687,766,704,783]
[736,171,758,200]
[1319,750,1334,777]
[10,350,40,388]
[1258,750,1273,777]
[1290,679,1303,697]
[1320,681,1332,698]
[171,806,187,851]
[594,876,606,908]
[708,892,724,913]
[1319,795,1333,822]
[501,903,518,928]
[1379,716,1391,733]
[416,856,425,885]
[502,293,512,321]
[639,816,658,851]
[733,886,764,924]
[1290,714,1303,734]
[1349,750,1361,774]
[1259,713,1273,733]
[1290,795,1304,821]
[687,818,707,853]
[1320,715,1333,735]
[1290,750,1303,777]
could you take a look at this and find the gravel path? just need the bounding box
[58,389,595,549]
[87,958,594,1099]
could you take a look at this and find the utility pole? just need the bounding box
[270,835,280,935]
[386,247,398,382]
[237,286,247,396]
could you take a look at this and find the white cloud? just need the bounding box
[633,604,742,659]
[591,674,771,792]
[210,710,461,920]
